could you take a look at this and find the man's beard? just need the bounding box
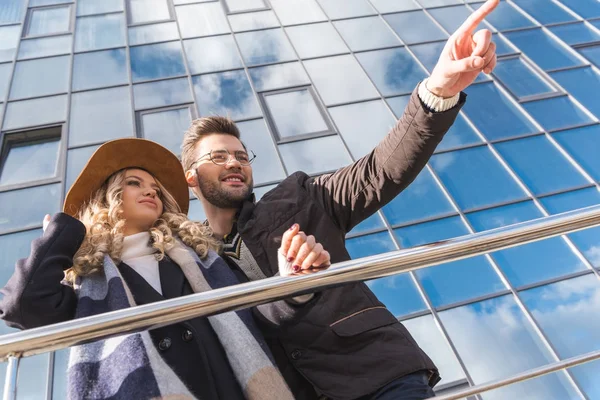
[198,173,253,209]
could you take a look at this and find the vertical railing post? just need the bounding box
[3,355,19,400]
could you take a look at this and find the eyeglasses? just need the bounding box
[192,149,256,167]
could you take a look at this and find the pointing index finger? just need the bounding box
[453,0,499,37]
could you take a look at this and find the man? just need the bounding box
[182,1,499,399]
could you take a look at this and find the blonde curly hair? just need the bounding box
[66,169,218,283]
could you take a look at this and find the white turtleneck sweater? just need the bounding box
[121,232,162,295]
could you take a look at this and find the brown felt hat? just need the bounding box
[64,138,189,217]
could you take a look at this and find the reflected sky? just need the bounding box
[329,99,396,159]
[493,57,557,99]
[553,124,600,182]
[304,55,379,105]
[66,145,101,191]
[130,41,186,82]
[18,35,72,59]
[264,89,329,139]
[72,49,128,91]
[512,0,576,25]
[269,0,327,26]
[386,95,410,119]
[133,77,193,110]
[184,35,243,75]
[141,107,192,156]
[3,95,68,131]
[347,212,385,236]
[249,62,310,92]
[556,0,600,19]
[188,198,207,222]
[551,66,600,119]
[522,96,593,132]
[225,0,267,12]
[75,13,125,52]
[436,113,482,152]
[0,184,61,234]
[317,0,375,19]
[394,215,468,248]
[440,295,581,399]
[0,63,11,100]
[176,2,230,38]
[15,354,50,400]
[384,11,448,45]
[578,45,600,68]
[365,271,427,318]
[334,16,400,52]
[228,10,279,32]
[549,22,600,46]
[369,0,419,13]
[410,41,445,73]
[0,25,20,62]
[495,135,588,195]
[278,135,352,175]
[463,82,538,141]
[236,119,286,185]
[471,0,535,31]
[128,22,179,46]
[0,0,25,24]
[429,4,484,34]
[236,29,296,66]
[286,23,348,59]
[0,139,60,187]
[77,0,123,16]
[27,5,71,37]
[192,70,262,121]
[128,0,170,24]
[382,168,455,226]
[70,86,134,147]
[10,56,70,99]
[430,146,527,211]
[356,47,428,96]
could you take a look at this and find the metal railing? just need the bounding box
[2,204,600,400]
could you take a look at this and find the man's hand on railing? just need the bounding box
[278,224,331,277]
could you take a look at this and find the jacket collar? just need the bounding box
[119,257,186,305]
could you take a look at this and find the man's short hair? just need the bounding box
[181,116,242,171]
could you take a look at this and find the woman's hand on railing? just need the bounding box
[42,214,51,232]
[278,224,331,277]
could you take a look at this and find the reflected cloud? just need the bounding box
[130,41,186,82]
[72,49,128,91]
[236,29,296,66]
[584,245,600,265]
[249,62,310,92]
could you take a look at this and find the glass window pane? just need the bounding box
[439,295,581,400]
[128,0,171,24]
[521,275,600,399]
[286,23,348,59]
[553,125,600,182]
[236,29,296,66]
[493,57,558,100]
[551,67,600,119]
[357,48,427,97]
[278,135,352,175]
[462,82,538,141]
[0,0,25,24]
[436,113,482,152]
[429,5,483,34]
[78,0,123,16]
[176,3,229,38]
[317,0,375,19]
[384,11,448,45]
[329,99,396,159]
[27,5,71,37]
[130,41,186,82]
[410,41,445,74]
[188,198,207,221]
[419,0,462,5]
[512,0,577,25]
[10,56,69,100]
[52,349,69,400]
[65,144,101,191]
[192,70,262,121]
[403,315,466,385]
[549,22,600,46]
[72,49,128,91]
[3,95,68,131]
[184,35,243,75]
[473,0,535,31]
[128,21,179,46]
[0,184,61,233]
[249,62,310,92]
[133,77,193,110]
[304,55,379,105]
[269,0,327,26]
[224,0,267,12]
[264,89,329,140]
[366,271,428,318]
[0,63,11,100]
[557,0,600,19]
[228,10,279,32]
[0,229,42,293]
[18,34,72,59]
[430,146,527,211]
[237,119,286,185]
[394,215,468,248]
[540,187,600,268]
[578,44,600,68]
[346,231,396,258]
[504,28,584,71]
[70,86,134,147]
[495,135,588,195]
[370,0,419,13]
[385,94,410,119]
[75,13,125,52]
[467,201,586,287]
[493,33,518,57]
[0,25,21,63]
[382,168,455,226]
[523,96,593,131]
[140,106,192,156]
[15,354,49,400]
[334,16,400,52]
[0,138,60,187]
[348,212,386,236]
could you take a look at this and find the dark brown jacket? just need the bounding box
[234,87,466,399]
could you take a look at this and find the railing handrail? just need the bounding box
[0,204,599,361]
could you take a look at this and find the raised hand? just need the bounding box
[427,0,499,98]
[278,224,331,277]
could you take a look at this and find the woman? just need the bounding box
[0,138,330,400]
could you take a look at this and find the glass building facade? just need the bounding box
[0,0,599,398]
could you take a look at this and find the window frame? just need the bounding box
[0,125,65,192]
[259,85,336,144]
[125,0,176,27]
[222,0,271,15]
[23,4,74,39]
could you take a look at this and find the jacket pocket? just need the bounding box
[330,306,398,337]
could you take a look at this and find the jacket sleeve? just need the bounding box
[306,85,466,233]
[0,213,86,330]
